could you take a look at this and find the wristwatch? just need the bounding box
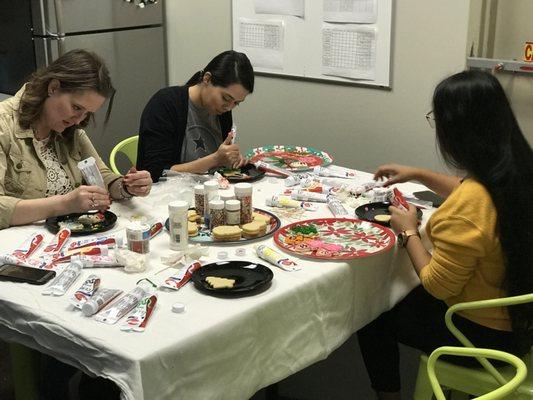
[397,229,420,248]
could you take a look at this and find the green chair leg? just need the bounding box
[9,343,39,400]
[413,355,435,400]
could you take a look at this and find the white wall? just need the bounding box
[165,0,471,174]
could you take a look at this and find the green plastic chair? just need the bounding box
[109,135,138,175]
[414,293,533,399]
[427,346,527,400]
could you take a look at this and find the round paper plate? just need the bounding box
[245,145,333,171]
[274,218,395,260]
[355,202,423,226]
[45,211,117,236]
[192,260,273,296]
[165,207,281,245]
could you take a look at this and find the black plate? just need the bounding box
[211,163,265,183]
[45,211,117,236]
[355,202,423,226]
[192,261,273,296]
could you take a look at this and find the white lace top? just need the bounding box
[34,138,74,197]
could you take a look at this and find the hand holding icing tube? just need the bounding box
[388,188,409,211]
[78,157,105,189]
[161,261,202,291]
[254,245,300,272]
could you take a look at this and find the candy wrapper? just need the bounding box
[120,294,157,332]
[161,261,202,291]
[254,245,300,272]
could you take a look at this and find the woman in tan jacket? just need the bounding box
[0,49,152,229]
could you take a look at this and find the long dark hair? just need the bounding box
[186,50,254,93]
[433,70,533,340]
[19,49,115,135]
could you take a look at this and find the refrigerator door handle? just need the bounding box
[53,0,66,55]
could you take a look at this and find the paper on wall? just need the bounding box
[237,18,284,70]
[321,24,376,80]
[323,0,377,24]
[254,0,305,18]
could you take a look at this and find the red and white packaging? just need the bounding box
[41,228,71,257]
[11,233,44,259]
[388,188,410,211]
[161,261,202,291]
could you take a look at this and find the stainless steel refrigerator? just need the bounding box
[0,0,167,167]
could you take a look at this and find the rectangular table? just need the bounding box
[0,168,431,400]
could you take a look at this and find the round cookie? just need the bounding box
[188,221,199,236]
[374,214,391,223]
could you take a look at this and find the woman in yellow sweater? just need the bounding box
[357,70,533,400]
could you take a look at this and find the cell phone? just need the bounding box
[0,264,56,285]
[413,190,445,208]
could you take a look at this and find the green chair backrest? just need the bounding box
[427,346,527,400]
[109,135,139,175]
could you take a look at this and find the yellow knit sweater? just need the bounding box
[420,179,511,331]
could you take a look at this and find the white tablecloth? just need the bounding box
[0,168,432,400]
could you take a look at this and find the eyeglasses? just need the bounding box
[425,110,435,129]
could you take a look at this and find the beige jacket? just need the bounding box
[0,86,121,229]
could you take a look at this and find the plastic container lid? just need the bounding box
[168,200,189,212]
[219,191,235,201]
[209,200,224,210]
[225,199,241,211]
[204,180,219,191]
[194,184,205,194]
[234,182,253,196]
[172,302,186,313]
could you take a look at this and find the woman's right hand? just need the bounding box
[374,164,420,186]
[64,185,110,213]
[215,133,242,167]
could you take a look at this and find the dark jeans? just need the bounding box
[357,285,527,392]
[40,354,120,400]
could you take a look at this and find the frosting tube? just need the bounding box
[77,157,105,188]
[253,161,293,178]
[161,261,202,291]
[313,166,356,178]
[327,197,349,217]
[76,254,123,268]
[67,235,122,251]
[149,222,163,239]
[388,187,409,211]
[70,274,101,310]
[47,245,109,265]
[291,190,328,203]
[42,259,83,296]
[11,232,44,259]
[81,288,123,317]
[120,294,158,332]
[265,195,318,211]
[254,245,300,271]
[42,228,71,256]
[94,281,154,324]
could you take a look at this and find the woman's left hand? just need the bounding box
[388,203,418,233]
[123,167,152,197]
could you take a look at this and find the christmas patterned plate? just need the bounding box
[245,145,333,171]
[273,218,396,260]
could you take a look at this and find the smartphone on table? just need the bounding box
[413,190,445,208]
[0,264,56,285]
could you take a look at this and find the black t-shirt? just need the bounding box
[137,85,232,182]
